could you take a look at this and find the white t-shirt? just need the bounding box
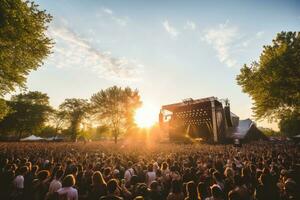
[49,179,62,193]
[146,171,156,187]
[57,187,78,200]
[124,168,135,183]
[13,175,24,189]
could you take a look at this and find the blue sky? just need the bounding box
[27,0,300,129]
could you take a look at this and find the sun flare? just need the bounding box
[135,103,158,128]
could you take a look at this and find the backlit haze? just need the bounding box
[25,0,300,129]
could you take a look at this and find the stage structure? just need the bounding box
[159,97,239,143]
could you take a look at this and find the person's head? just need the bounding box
[104,167,111,176]
[37,170,50,181]
[186,181,197,198]
[136,183,148,197]
[197,182,206,198]
[55,169,64,180]
[171,180,181,194]
[128,161,133,168]
[25,162,32,171]
[147,163,153,172]
[284,179,297,197]
[162,162,168,170]
[211,185,224,199]
[70,165,78,176]
[107,179,120,195]
[32,165,39,174]
[19,166,28,175]
[224,167,234,178]
[62,174,76,187]
[213,171,223,182]
[92,171,106,185]
[228,190,241,200]
[259,173,267,185]
[150,181,159,191]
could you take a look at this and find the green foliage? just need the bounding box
[59,98,90,141]
[0,99,9,120]
[0,91,52,139]
[279,111,300,137]
[39,125,56,138]
[258,127,281,137]
[237,32,300,121]
[0,0,53,96]
[94,125,110,139]
[91,86,142,143]
[237,32,300,136]
[48,110,68,133]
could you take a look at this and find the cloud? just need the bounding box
[163,20,179,38]
[98,7,128,27]
[103,8,113,15]
[184,21,196,30]
[47,23,143,81]
[256,31,264,38]
[203,21,238,67]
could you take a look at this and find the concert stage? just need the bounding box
[159,97,265,143]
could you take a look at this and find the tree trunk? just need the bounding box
[114,135,117,144]
[18,131,23,141]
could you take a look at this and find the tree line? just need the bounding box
[0,86,142,143]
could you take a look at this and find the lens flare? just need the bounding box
[135,103,158,128]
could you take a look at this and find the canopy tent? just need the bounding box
[20,135,44,141]
[293,134,300,138]
[45,136,64,141]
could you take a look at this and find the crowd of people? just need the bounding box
[0,141,299,200]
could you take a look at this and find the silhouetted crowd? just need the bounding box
[0,141,299,200]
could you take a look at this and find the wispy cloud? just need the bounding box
[256,31,264,38]
[47,22,143,81]
[184,21,196,30]
[103,8,113,15]
[98,7,129,27]
[203,21,238,67]
[163,20,179,39]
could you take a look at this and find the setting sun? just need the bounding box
[135,103,158,128]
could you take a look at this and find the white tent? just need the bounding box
[20,135,44,141]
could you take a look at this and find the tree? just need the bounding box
[236,32,300,136]
[0,91,52,139]
[0,0,53,117]
[279,111,300,137]
[0,0,53,95]
[91,86,142,143]
[0,99,9,120]
[48,110,68,135]
[59,98,90,141]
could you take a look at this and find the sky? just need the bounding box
[26,0,300,129]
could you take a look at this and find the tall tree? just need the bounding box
[237,32,300,136]
[59,98,90,141]
[0,91,52,139]
[0,0,53,117]
[48,110,68,135]
[91,86,142,143]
